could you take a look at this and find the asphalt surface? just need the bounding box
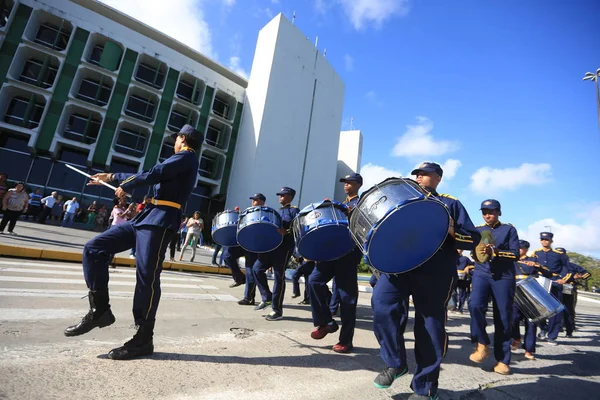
[1,257,599,400]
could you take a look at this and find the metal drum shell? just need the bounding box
[515,277,565,323]
[349,177,451,275]
[292,200,354,262]
[211,210,240,246]
[237,206,283,253]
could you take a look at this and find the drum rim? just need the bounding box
[298,200,348,217]
[239,205,282,217]
[212,223,238,232]
[364,198,450,274]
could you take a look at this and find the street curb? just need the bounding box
[0,244,234,276]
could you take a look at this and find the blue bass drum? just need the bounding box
[237,206,283,253]
[292,200,354,262]
[211,210,239,246]
[349,177,450,274]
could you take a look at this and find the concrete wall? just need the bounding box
[226,14,345,210]
[334,130,363,202]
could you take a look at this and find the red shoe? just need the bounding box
[311,321,339,339]
[332,342,353,353]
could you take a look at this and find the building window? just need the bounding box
[114,128,147,158]
[159,140,174,163]
[27,157,52,186]
[4,96,45,129]
[47,148,89,193]
[64,114,101,144]
[124,95,156,122]
[0,2,13,28]
[89,45,103,64]
[0,134,31,182]
[199,154,216,178]
[205,125,221,148]
[34,23,71,51]
[135,63,165,89]
[76,78,111,106]
[19,59,58,89]
[176,79,202,104]
[212,97,230,119]
[167,110,190,132]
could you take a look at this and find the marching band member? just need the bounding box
[236,194,264,305]
[532,233,571,345]
[452,250,473,314]
[308,173,363,353]
[64,125,202,360]
[292,254,315,304]
[468,199,519,375]
[252,187,299,320]
[372,162,480,400]
[555,247,591,337]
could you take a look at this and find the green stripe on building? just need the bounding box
[92,49,138,166]
[143,67,179,170]
[196,86,214,135]
[219,102,243,195]
[35,28,90,152]
[0,4,32,84]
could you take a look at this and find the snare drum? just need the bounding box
[535,276,553,293]
[237,206,283,253]
[515,277,565,323]
[562,283,574,295]
[292,200,355,262]
[211,210,239,246]
[349,177,451,274]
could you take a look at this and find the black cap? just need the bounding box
[540,232,553,240]
[170,124,204,144]
[339,173,363,185]
[249,193,266,202]
[480,199,501,211]
[519,240,530,249]
[411,162,443,177]
[276,187,296,197]
[555,247,566,253]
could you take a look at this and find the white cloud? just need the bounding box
[359,163,403,192]
[440,159,462,180]
[391,117,459,158]
[365,90,383,107]
[469,163,552,194]
[339,0,410,30]
[228,56,249,79]
[518,204,600,256]
[344,54,354,71]
[223,0,235,6]
[99,0,215,59]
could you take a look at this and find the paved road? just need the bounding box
[1,257,599,399]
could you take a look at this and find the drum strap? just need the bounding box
[515,274,530,280]
[151,199,181,209]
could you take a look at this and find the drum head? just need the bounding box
[367,199,449,274]
[297,225,354,262]
[212,225,239,246]
[237,224,283,253]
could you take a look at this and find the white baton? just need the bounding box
[65,164,130,197]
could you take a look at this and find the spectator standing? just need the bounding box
[86,201,99,226]
[0,172,8,204]
[27,188,42,221]
[0,182,29,235]
[179,211,202,262]
[62,197,80,227]
[51,195,64,221]
[38,191,58,224]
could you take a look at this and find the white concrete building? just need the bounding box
[334,130,363,202]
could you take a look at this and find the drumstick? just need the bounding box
[66,164,131,197]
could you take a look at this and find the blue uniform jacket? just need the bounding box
[532,248,571,281]
[457,255,474,272]
[280,204,300,250]
[567,262,591,283]
[515,255,542,278]
[344,195,360,210]
[435,192,481,253]
[113,148,199,231]
[473,222,519,279]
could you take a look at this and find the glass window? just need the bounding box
[34,23,71,51]
[0,148,32,182]
[27,157,52,186]
[47,163,86,193]
[184,194,210,215]
[212,97,230,118]
[64,113,101,144]
[114,128,147,157]
[205,125,221,148]
[20,59,58,89]
[193,182,212,197]
[159,140,174,163]
[89,45,103,64]
[167,110,188,132]
[0,3,12,28]
[199,154,216,178]
[58,148,88,166]
[135,63,165,88]
[4,97,45,129]
[0,133,29,152]
[176,79,201,104]
[76,78,111,106]
[124,95,155,122]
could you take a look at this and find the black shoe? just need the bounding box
[229,282,243,288]
[238,299,255,305]
[291,294,300,298]
[373,366,408,389]
[408,394,440,400]
[108,322,155,360]
[64,290,115,337]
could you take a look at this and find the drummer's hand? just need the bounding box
[484,244,495,256]
[524,261,536,267]
[556,278,567,285]
[574,273,583,279]
[87,173,113,185]
[115,187,128,199]
[277,228,287,235]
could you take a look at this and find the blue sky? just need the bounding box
[101,0,600,256]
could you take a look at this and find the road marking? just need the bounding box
[0,308,83,320]
[0,267,205,283]
[0,276,218,290]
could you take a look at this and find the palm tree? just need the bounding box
[583,69,600,133]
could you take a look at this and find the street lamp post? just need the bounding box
[583,69,600,133]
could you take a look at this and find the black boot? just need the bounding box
[64,289,115,337]
[108,321,155,360]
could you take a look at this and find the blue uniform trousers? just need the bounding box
[372,259,454,396]
[253,244,293,314]
[308,249,360,345]
[547,283,564,340]
[469,273,515,364]
[243,251,258,302]
[369,273,378,288]
[453,280,469,312]
[292,260,315,300]
[330,278,340,314]
[562,292,575,335]
[511,301,536,353]
[83,222,172,326]
[223,246,247,285]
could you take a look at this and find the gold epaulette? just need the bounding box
[476,224,487,228]
[553,249,564,254]
[439,193,457,200]
[455,233,473,243]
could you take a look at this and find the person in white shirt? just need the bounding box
[38,191,58,224]
[62,197,80,227]
[179,211,203,262]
